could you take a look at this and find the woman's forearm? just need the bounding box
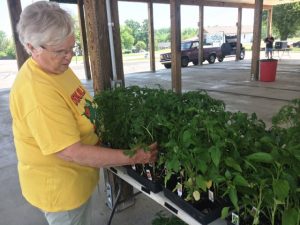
[56,141,157,168]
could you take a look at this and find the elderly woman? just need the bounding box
[9,1,158,225]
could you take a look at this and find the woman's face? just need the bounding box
[31,35,75,75]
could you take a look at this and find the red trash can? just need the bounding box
[259,59,278,82]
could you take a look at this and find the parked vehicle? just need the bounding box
[218,35,245,62]
[292,41,300,47]
[159,40,223,69]
[218,42,245,62]
[160,39,245,69]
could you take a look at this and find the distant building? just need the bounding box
[157,25,253,49]
[204,25,253,45]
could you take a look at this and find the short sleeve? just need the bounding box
[26,96,80,155]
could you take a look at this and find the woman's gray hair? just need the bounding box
[17,1,74,53]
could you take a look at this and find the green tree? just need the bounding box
[261,10,269,40]
[73,17,82,55]
[155,28,171,43]
[135,41,146,52]
[125,19,149,48]
[138,19,149,48]
[120,25,135,50]
[124,19,141,45]
[0,30,15,59]
[182,28,198,40]
[5,40,16,59]
[0,31,9,52]
[272,2,300,40]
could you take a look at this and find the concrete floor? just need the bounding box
[0,53,300,225]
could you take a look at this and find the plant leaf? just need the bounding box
[273,179,290,201]
[196,175,208,191]
[229,186,239,211]
[282,208,299,225]
[193,191,201,201]
[182,130,192,144]
[210,146,221,167]
[206,180,213,189]
[233,174,249,187]
[246,152,274,163]
[225,157,242,172]
[166,157,180,173]
[221,207,230,219]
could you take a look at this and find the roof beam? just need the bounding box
[117,0,272,9]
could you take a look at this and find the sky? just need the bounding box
[0,0,254,37]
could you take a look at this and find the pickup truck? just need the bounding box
[160,40,245,68]
[160,40,223,69]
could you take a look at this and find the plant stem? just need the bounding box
[252,184,263,225]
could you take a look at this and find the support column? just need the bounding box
[148,1,156,72]
[198,4,204,65]
[83,0,112,93]
[251,0,263,81]
[170,0,181,94]
[236,7,242,61]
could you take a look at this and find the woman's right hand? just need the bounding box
[132,142,158,164]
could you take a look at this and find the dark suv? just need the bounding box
[218,42,245,62]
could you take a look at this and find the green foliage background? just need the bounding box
[272,2,300,40]
[0,31,15,59]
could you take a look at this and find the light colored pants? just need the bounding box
[44,198,92,225]
[265,47,273,57]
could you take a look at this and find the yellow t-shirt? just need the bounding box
[9,58,99,212]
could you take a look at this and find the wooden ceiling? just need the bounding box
[55,0,300,6]
[200,0,300,6]
[52,0,300,11]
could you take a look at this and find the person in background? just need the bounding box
[9,2,158,225]
[264,34,275,59]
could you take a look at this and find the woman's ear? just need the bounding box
[26,43,38,55]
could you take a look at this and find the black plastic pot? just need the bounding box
[163,188,229,225]
[163,175,231,225]
[225,209,281,225]
[126,164,163,193]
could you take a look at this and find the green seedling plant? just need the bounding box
[93,86,299,225]
[270,99,300,225]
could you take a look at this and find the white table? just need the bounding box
[274,48,291,59]
[108,167,226,225]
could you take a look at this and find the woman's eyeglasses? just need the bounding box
[40,45,75,57]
